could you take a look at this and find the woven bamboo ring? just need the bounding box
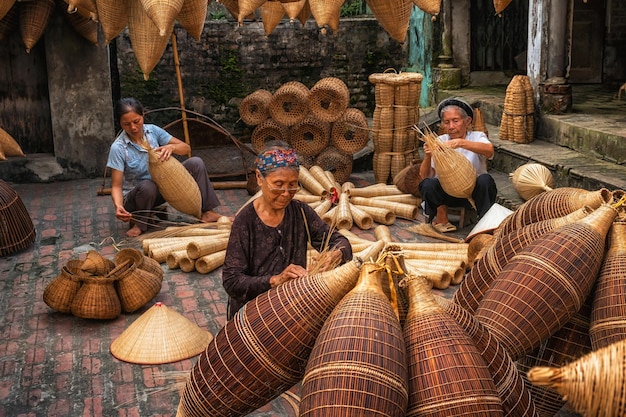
[268,81,310,126]
[289,115,330,156]
[239,89,273,126]
[251,118,289,153]
[308,77,350,122]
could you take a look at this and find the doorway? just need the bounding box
[569,0,605,83]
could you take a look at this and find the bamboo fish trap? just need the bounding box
[239,89,273,126]
[0,179,35,256]
[527,338,626,417]
[414,126,477,208]
[510,163,554,201]
[454,205,592,314]
[475,204,618,361]
[176,242,385,417]
[110,259,163,313]
[43,260,85,314]
[401,275,504,416]
[147,148,202,219]
[299,261,409,416]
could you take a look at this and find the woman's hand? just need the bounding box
[423,143,432,156]
[270,263,308,287]
[115,205,132,222]
[155,144,175,161]
[444,139,465,150]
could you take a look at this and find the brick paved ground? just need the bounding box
[0,171,470,417]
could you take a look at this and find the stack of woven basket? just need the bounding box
[368,70,423,184]
[43,249,164,319]
[499,75,534,143]
[240,77,370,183]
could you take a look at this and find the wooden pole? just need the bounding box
[171,32,191,157]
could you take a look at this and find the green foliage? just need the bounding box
[340,0,369,17]
[197,50,247,106]
[209,10,227,20]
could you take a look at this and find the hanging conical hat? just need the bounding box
[110,302,213,364]
[465,203,513,242]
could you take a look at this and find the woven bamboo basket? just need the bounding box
[260,0,284,35]
[147,148,202,218]
[0,180,35,256]
[176,0,208,40]
[500,75,534,144]
[353,204,396,225]
[176,243,385,417]
[239,89,273,126]
[412,0,441,16]
[110,259,163,313]
[94,0,128,44]
[393,125,408,153]
[454,206,592,314]
[331,108,370,155]
[517,299,592,417]
[237,0,265,23]
[70,274,121,320]
[195,250,226,274]
[114,248,164,281]
[510,163,554,201]
[281,0,305,21]
[0,4,19,43]
[437,297,539,417]
[289,116,330,157]
[475,204,617,361]
[19,0,55,52]
[166,249,189,269]
[369,72,395,107]
[348,203,373,230]
[307,0,341,31]
[590,220,626,349]
[308,77,349,123]
[521,75,535,141]
[334,193,352,230]
[268,81,310,126]
[250,118,289,153]
[0,0,15,22]
[298,165,328,197]
[471,107,489,137]
[43,260,85,314]
[308,165,335,193]
[351,196,418,220]
[186,236,229,260]
[527,338,626,417]
[128,0,174,80]
[299,262,409,416]
[402,275,504,416]
[420,129,477,206]
[61,7,98,45]
[81,250,115,275]
[295,0,310,24]
[496,187,611,238]
[139,0,184,36]
[314,147,352,184]
[366,0,412,43]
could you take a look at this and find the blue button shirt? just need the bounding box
[106,124,172,195]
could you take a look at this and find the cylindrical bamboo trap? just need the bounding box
[321,206,337,228]
[313,199,333,218]
[166,249,189,269]
[401,275,504,416]
[142,236,212,254]
[374,224,393,242]
[331,108,370,155]
[186,237,230,260]
[350,196,418,219]
[401,250,468,267]
[178,255,195,273]
[475,205,617,361]
[347,183,404,197]
[371,193,420,205]
[308,165,336,193]
[403,262,457,290]
[163,227,230,237]
[307,77,350,123]
[268,81,310,126]
[299,262,408,416]
[239,89,273,126]
[352,204,396,225]
[195,250,227,274]
[334,193,352,230]
[298,165,328,197]
[394,241,469,252]
[176,242,386,417]
[348,203,374,230]
[293,194,324,204]
[289,116,331,157]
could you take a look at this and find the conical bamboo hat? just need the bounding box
[110,302,213,364]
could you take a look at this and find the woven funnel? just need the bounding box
[128,0,173,80]
[110,302,213,364]
[81,250,114,275]
[176,242,385,417]
[527,338,626,417]
[281,0,305,21]
[298,165,328,197]
[497,187,612,238]
[366,0,412,43]
[299,262,409,416]
[147,148,202,218]
[308,77,350,123]
[43,260,85,314]
[177,0,208,40]
[590,220,626,349]
[437,297,539,417]
[517,298,592,417]
[510,163,554,201]
[402,275,504,416]
[239,89,273,126]
[349,203,373,230]
[139,0,184,36]
[20,0,55,52]
[195,250,226,274]
[334,193,353,230]
[455,206,592,314]
[353,204,396,226]
[260,0,285,35]
[308,0,342,31]
[0,179,35,256]
[493,0,513,14]
[237,0,265,24]
[475,204,617,361]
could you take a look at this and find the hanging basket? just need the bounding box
[94,0,129,44]
[177,0,208,41]
[19,0,55,52]
[128,0,173,80]
[366,0,413,43]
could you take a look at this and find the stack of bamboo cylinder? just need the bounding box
[294,165,421,231]
[499,75,534,143]
[369,70,423,184]
[140,217,232,274]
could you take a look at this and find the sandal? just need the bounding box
[433,222,457,233]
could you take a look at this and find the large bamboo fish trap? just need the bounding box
[299,262,409,416]
[475,204,617,361]
[109,258,163,313]
[268,81,310,126]
[510,163,554,201]
[436,297,539,417]
[289,115,330,157]
[114,248,164,281]
[139,0,183,36]
[250,118,289,153]
[308,77,350,123]
[590,219,626,349]
[527,338,626,417]
[147,147,202,218]
[239,89,273,126]
[496,187,612,238]
[499,75,534,143]
[331,108,370,155]
[19,0,55,52]
[0,179,35,256]
[366,0,413,43]
[401,275,504,416]
[259,1,285,36]
[307,0,342,31]
[176,0,208,41]
[176,242,385,417]
[70,274,121,320]
[454,206,592,314]
[95,0,128,44]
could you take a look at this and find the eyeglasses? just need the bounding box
[263,178,300,195]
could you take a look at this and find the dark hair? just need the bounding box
[116,97,145,121]
[437,97,474,120]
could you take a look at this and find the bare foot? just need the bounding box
[126,224,143,237]
[201,210,222,223]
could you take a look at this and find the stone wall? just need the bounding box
[114,17,407,142]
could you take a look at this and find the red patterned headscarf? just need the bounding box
[256,148,300,174]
